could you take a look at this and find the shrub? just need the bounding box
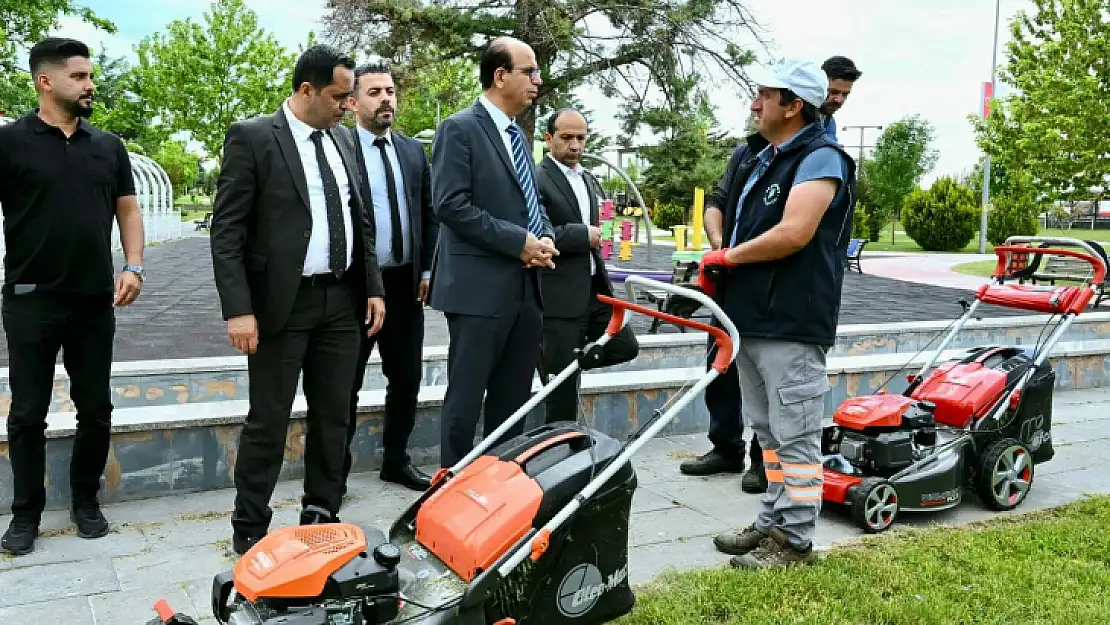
[901,177,979,252]
[987,194,1041,246]
[651,202,686,231]
[851,201,870,240]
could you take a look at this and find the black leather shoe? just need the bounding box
[232,532,263,555]
[380,463,432,492]
[299,504,340,525]
[679,449,746,476]
[72,503,110,539]
[1,517,39,556]
[741,464,768,493]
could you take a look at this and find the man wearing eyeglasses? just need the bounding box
[427,36,557,467]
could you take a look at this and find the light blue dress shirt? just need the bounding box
[356,126,430,279]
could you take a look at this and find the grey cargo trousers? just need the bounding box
[736,336,829,549]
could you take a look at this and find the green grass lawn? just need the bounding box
[951,259,999,278]
[615,495,1110,625]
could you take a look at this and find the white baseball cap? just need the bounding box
[748,59,828,108]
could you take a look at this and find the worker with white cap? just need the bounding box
[695,58,858,569]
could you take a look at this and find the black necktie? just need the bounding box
[373,136,404,265]
[310,130,346,277]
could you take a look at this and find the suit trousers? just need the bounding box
[232,276,360,538]
[344,264,424,480]
[2,291,115,521]
[540,274,640,424]
[704,329,763,467]
[438,273,543,468]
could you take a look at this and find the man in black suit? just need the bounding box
[342,61,437,492]
[428,36,557,467]
[210,44,386,555]
[536,108,639,424]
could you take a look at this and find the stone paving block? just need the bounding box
[89,583,196,625]
[113,543,236,593]
[0,596,93,624]
[626,540,731,587]
[631,487,681,514]
[0,525,148,570]
[629,505,729,548]
[0,558,119,608]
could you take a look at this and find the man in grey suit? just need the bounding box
[536,108,639,424]
[428,36,557,467]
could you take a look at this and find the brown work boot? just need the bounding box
[712,523,767,556]
[729,527,815,569]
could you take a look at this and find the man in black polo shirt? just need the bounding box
[0,37,145,556]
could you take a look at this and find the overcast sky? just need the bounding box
[52,0,1035,185]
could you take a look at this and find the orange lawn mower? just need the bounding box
[820,236,1107,533]
[144,276,739,625]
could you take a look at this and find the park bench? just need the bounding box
[1005,240,1109,308]
[845,238,867,273]
[194,212,212,230]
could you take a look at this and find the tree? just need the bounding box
[132,0,295,157]
[621,75,733,215]
[150,140,201,197]
[969,0,1110,207]
[0,0,115,116]
[321,0,766,140]
[87,51,168,152]
[389,50,482,137]
[865,115,938,229]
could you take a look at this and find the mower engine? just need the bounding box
[211,524,404,625]
[826,395,939,476]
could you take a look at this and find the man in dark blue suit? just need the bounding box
[427,36,557,467]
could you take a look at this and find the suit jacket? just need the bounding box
[427,99,555,317]
[210,106,384,337]
[346,126,438,292]
[535,155,613,319]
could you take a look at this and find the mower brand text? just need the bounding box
[572,565,628,609]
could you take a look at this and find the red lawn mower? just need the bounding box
[821,236,1107,533]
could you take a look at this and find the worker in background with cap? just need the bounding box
[697,58,857,569]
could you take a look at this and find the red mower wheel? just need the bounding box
[850,477,899,533]
[974,438,1034,511]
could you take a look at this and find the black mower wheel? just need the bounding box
[850,477,899,533]
[974,437,1034,511]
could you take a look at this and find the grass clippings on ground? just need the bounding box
[616,495,1110,625]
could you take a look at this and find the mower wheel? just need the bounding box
[850,477,899,533]
[974,437,1034,511]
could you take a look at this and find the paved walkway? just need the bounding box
[0,387,1106,623]
[0,236,1032,365]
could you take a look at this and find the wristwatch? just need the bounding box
[123,265,145,281]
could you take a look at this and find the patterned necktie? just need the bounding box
[310,130,347,277]
[506,123,545,238]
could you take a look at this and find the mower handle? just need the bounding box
[618,275,739,371]
[993,245,1107,284]
[999,235,1108,283]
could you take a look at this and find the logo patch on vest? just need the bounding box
[764,183,781,205]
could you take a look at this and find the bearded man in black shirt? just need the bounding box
[0,37,146,556]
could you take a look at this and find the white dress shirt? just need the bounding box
[282,99,354,276]
[552,158,596,275]
[479,94,517,171]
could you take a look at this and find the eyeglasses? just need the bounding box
[503,67,541,80]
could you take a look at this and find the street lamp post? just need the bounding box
[841,124,883,179]
[979,0,1002,253]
